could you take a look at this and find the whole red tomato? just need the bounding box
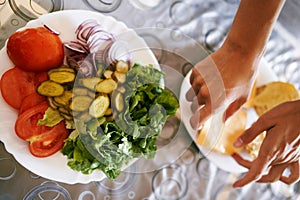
[6,27,64,72]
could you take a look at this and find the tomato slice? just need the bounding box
[29,121,69,157]
[15,101,69,157]
[19,92,46,114]
[1,67,37,109]
[15,102,50,140]
[34,71,49,85]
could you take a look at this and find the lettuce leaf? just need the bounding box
[37,107,64,127]
[62,64,179,180]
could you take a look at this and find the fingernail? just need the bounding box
[233,138,243,148]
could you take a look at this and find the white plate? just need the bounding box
[0,10,158,184]
[179,59,277,173]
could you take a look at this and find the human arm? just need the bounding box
[186,0,286,128]
[232,100,300,187]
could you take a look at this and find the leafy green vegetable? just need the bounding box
[61,64,179,180]
[37,107,64,127]
[62,133,123,176]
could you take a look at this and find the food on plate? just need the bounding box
[0,64,67,157]
[196,81,299,158]
[14,101,69,157]
[37,80,65,97]
[197,109,247,155]
[245,81,299,158]
[29,120,68,157]
[0,19,179,180]
[59,62,179,180]
[0,67,47,109]
[6,27,64,72]
[252,81,299,116]
[245,133,266,159]
[19,92,46,114]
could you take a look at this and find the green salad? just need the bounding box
[60,63,179,180]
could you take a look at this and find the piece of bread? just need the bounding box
[253,81,299,116]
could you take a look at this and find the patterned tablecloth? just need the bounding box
[0,0,300,199]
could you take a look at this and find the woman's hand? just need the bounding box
[185,0,286,130]
[232,100,300,187]
[186,45,259,129]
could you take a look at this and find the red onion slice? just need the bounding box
[77,54,96,77]
[67,19,115,54]
[108,40,132,64]
[64,41,88,54]
[87,28,114,52]
[94,40,114,64]
[43,24,60,35]
[64,18,132,75]
[76,19,99,34]
[75,19,101,43]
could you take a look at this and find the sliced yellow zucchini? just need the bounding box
[70,95,93,111]
[37,80,64,97]
[54,90,73,106]
[103,70,113,79]
[117,86,126,93]
[48,65,75,74]
[73,87,89,96]
[89,95,110,118]
[98,116,107,125]
[58,106,71,115]
[113,92,124,112]
[74,111,92,122]
[104,108,112,116]
[80,77,102,90]
[47,97,58,109]
[60,112,73,121]
[95,78,117,94]
[49,71,76,84]
[113,71,126,83]
[116,60,129,73]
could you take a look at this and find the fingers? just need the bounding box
[234,115,274,148]
[257,163,288,183]
[187,67,212,129]
[233,154,274,188]
[272,150,300,166]
[224,97,247,121]
[190,103,211,129]
[186,88,196,102]
[186,77,209,103]
[189,67,200,84]
[232,153,252,168]
[280,161,300,185]
[191,98,199,113]
[233,153,300,186]
[186,68,204,101]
